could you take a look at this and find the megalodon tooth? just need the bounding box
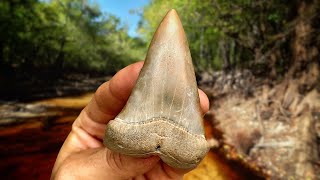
[103,9,209,169]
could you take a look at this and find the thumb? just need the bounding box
[53,147,160,179]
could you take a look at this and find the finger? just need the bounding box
[145,162,189,180]
[85,61,144,124]
[198,89,209,115]
[74,61,144,139]
[52,147,160,180]
[53,62,145,173]
[104,151,160,179]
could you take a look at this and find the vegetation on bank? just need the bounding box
[0,0,145,77]
[1,0,319,77]
[140,0,319,77]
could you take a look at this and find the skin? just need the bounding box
[51,61,210,180]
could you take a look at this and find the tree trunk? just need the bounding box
[54,37,66,77]
[220,38,231,72]
[289,0,319,77]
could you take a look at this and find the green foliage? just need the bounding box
[0,0,145,75]
[138,0,228,71]
[1,0,316,78]
[138,0,298,73]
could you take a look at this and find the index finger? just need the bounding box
[84,61,144,124]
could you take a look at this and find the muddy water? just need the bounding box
[0,94,258,179]
[0,94,92,179]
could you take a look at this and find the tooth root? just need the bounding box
[103,9,209,169]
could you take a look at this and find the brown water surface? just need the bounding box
[0,93,260,179]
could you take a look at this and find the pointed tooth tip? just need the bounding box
[155,9,184,37]
[164,9,179,21]
[167,9,178,15]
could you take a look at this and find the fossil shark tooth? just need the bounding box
[103,9,209,169]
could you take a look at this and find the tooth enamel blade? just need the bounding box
[103,9,209,169]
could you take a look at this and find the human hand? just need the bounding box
[51,61,209,180]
